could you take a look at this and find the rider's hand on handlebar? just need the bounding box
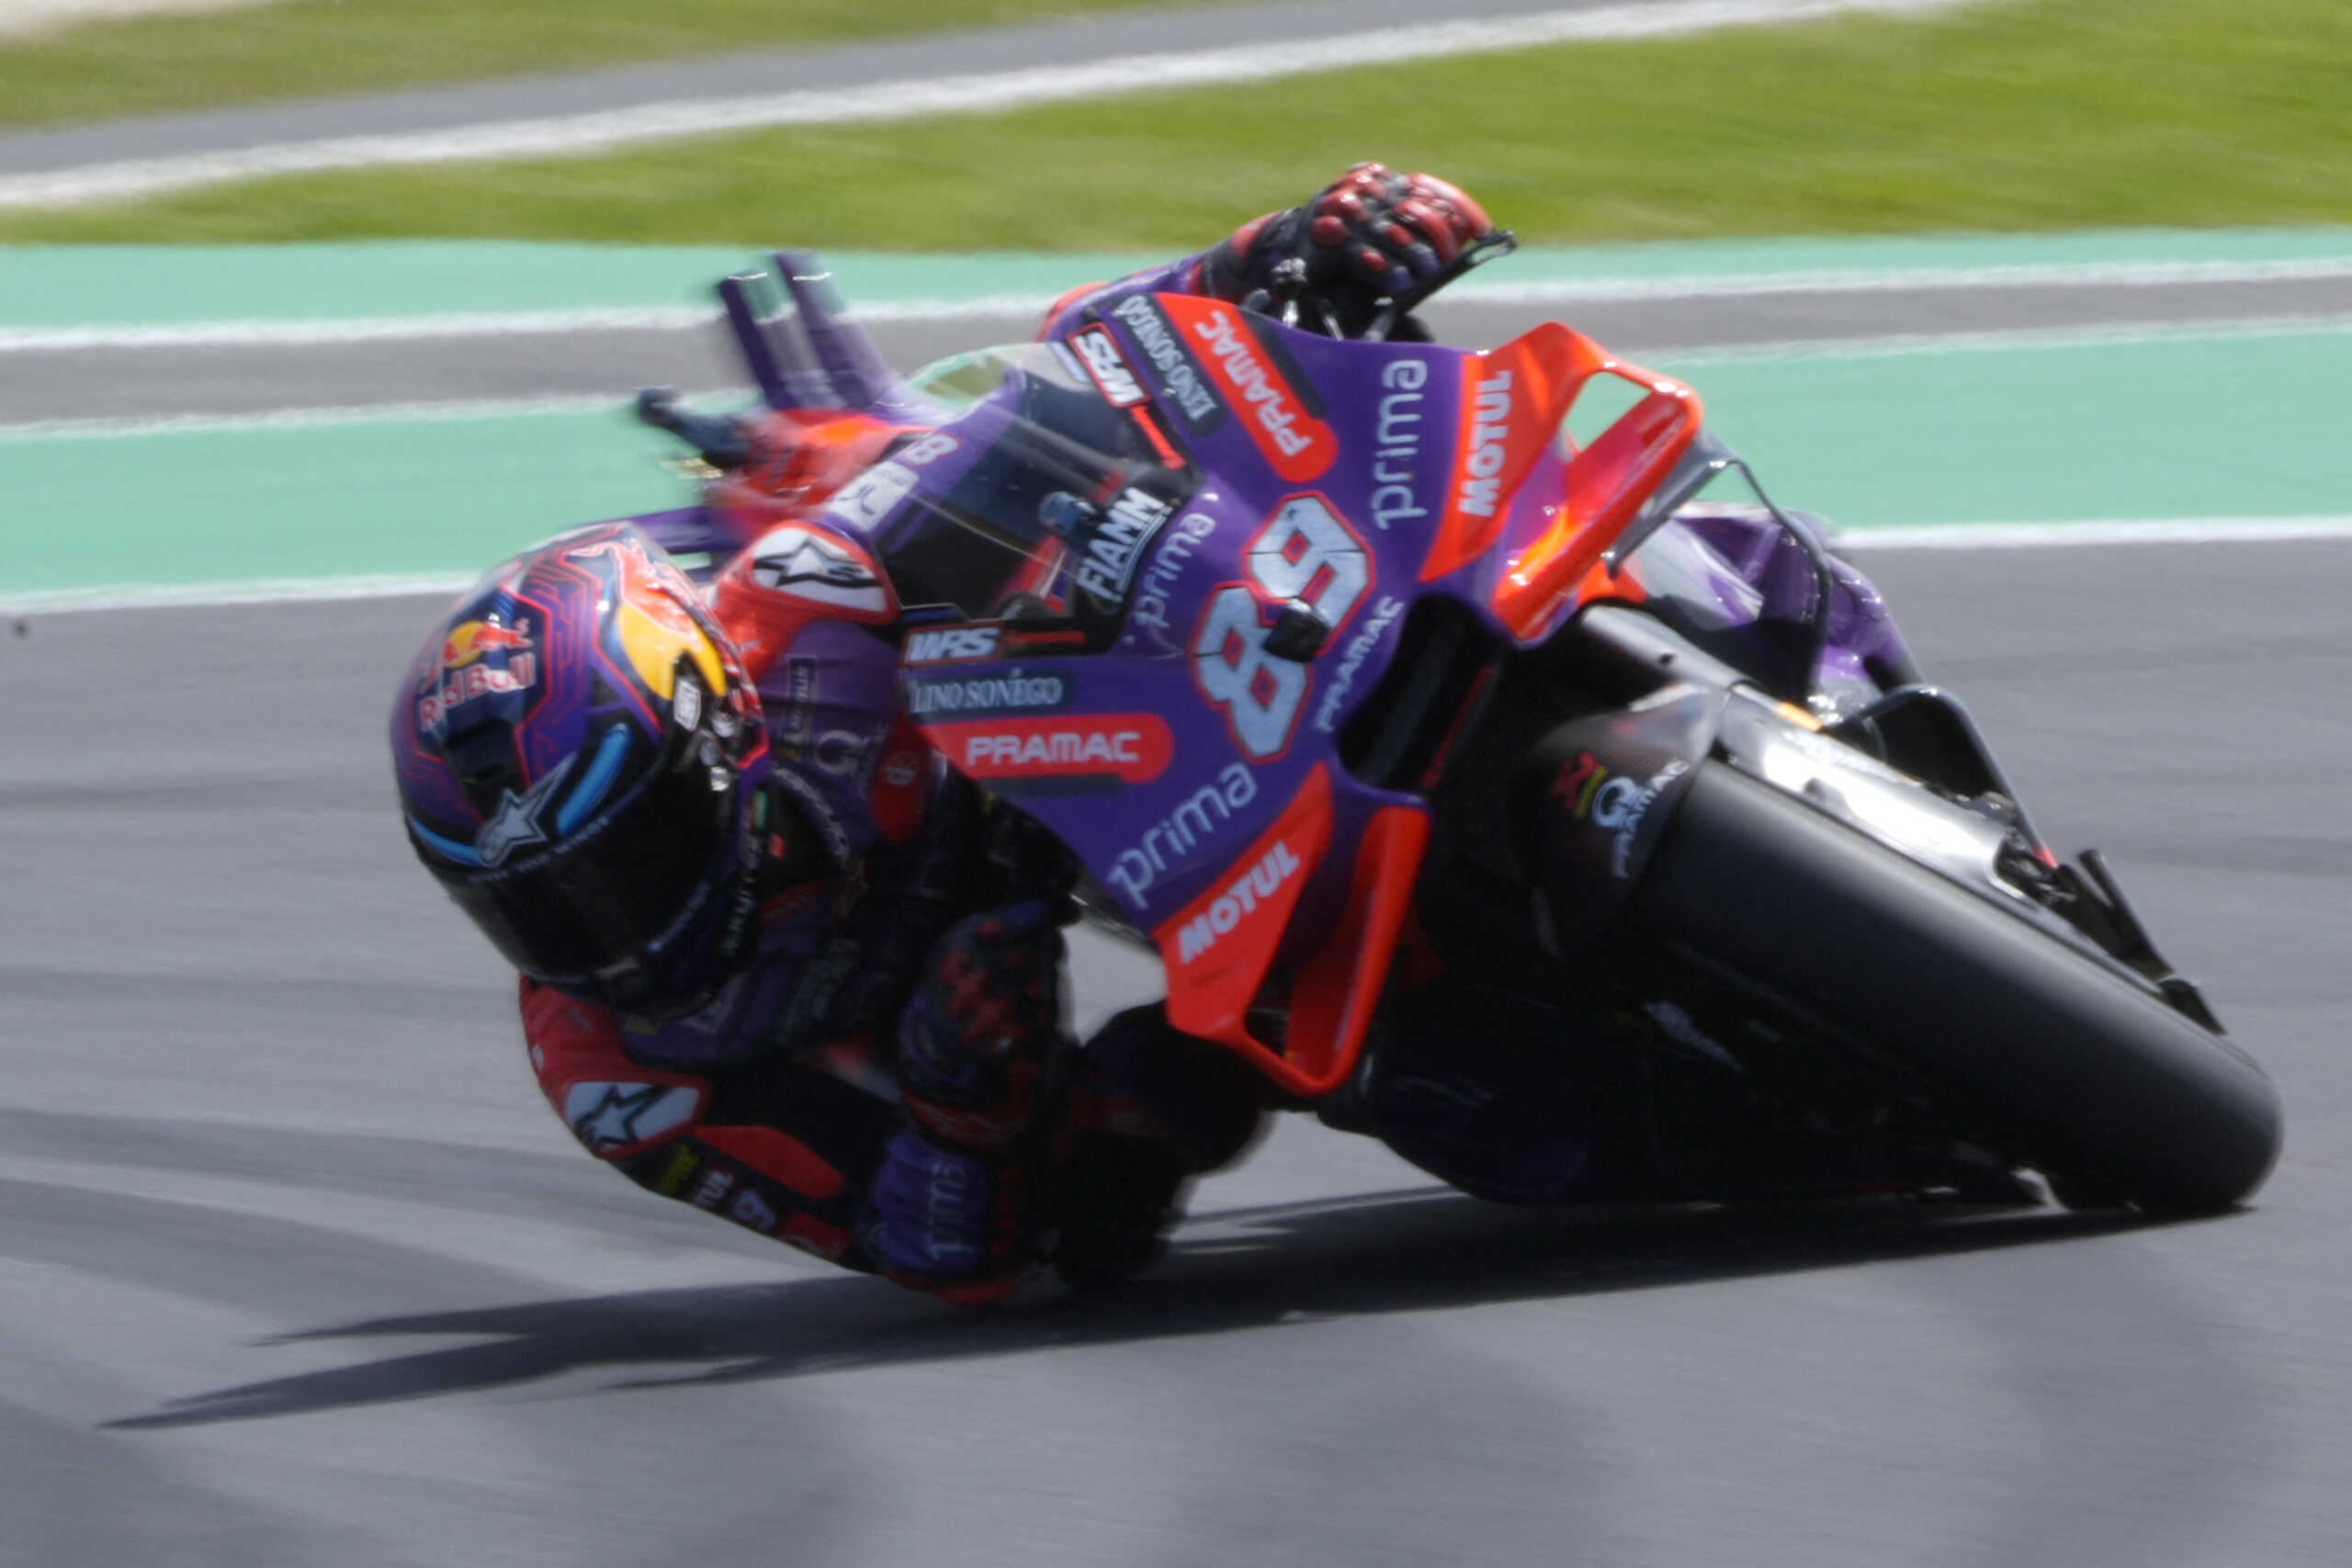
[1204,163,1495,333]
[1304,163,1493,299]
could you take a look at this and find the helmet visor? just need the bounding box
[440,752,741,990]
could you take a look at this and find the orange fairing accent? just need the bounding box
[1157,764,1333,1061]
[707,409,909,536]
[1421,323,1589,583]
[1037,280,1109,336]
[1572,551,1645,608]
[1490,333,1701,638]
[1156,771,1431,1100]
[1152,293,1338,483]
[1282,804,1432,1098]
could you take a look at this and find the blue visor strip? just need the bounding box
[409,816,484,867]
[557,725,634,835]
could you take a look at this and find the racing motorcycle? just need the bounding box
[619,244,2281,1215]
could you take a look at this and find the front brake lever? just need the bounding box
[1239,255,1313,328]
[1364,230,1521,343]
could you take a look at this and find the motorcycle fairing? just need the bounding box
[686,265,1907,1100]
[820,298,1717,1095]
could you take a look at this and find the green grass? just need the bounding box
[7,0,2350,246]
[0,0,1229,131]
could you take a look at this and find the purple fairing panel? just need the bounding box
[823,303,1500,934]
[1651,505,1919,698]
[664,265,1921,949]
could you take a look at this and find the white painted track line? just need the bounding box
[11,518,2350,617]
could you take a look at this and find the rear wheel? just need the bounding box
[1624,761,2282,1213]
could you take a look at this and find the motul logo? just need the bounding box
[904,626,1000,664]
[1458,370,1515,518]
[1175,840,1304,964]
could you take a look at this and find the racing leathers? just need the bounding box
[518,521,1261,1302]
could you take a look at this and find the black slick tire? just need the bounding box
[1625,761,2283,1213]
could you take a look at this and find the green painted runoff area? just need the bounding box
[4,237,2349,600]
[7,229,2352,327]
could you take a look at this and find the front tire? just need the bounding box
[1624,761,2282,1213]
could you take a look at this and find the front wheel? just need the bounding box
[1624,761,2283,1213]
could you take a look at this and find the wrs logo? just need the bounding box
[1071,327,1148,407]
[903,625,1000,664]
[1160,295,1336,482]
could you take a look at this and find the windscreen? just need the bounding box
[873,344,1192,629]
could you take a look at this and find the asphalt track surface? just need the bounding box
[5,293,2350,1567]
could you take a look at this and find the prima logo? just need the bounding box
[1103,761,1258,902]
[1369,358,1431,530]
[1123,510,1221,651]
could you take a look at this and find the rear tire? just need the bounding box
[1625,761,2282,1213]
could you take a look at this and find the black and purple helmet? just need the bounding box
[392,522,773,1017]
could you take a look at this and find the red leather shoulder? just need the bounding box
[711,520,899,681]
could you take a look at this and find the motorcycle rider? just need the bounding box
[393,164,1498,1303]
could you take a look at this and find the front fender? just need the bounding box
[1512,682,1726,955]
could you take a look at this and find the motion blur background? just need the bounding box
[3,2,2348,1564]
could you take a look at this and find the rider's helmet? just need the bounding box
[391,522,778,1018]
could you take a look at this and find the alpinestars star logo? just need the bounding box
[474,754,574,868]
[569,1081,695,1153]
[753,527,874,592]
[748,524,892,615]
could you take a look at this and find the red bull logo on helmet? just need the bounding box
[438,619,534,671]
[417,618,538,731]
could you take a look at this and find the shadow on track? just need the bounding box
[107,1188,2174,1430]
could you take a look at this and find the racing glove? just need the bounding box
[1199,163,1495,335]
[870,903,1069,1301]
